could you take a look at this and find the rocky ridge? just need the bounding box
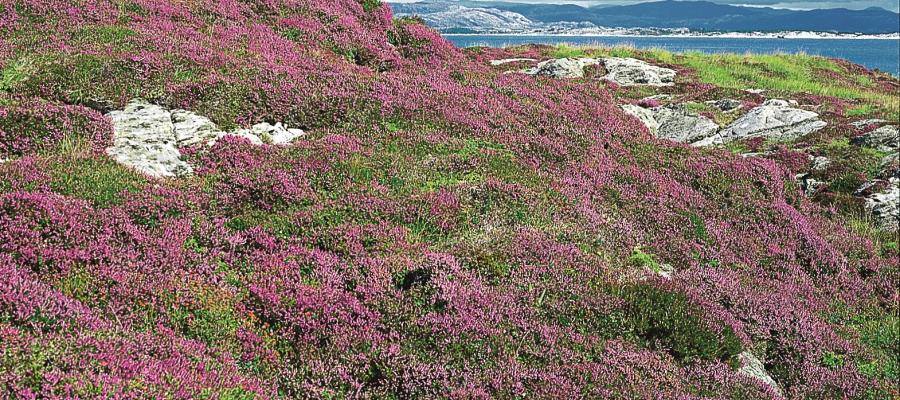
[694,100,828,146]
[496,56,895,231]
[504,57,677,86]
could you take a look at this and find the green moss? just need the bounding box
[627,245,661,273]
[57,267,102,306]
[682,102,706,113]
[828,303,899,384]
[686,212,709,243]
[821,351,845,368]
[70,25,137,44]
[0,342,58,391]
[170,288,242,348]
[280,27,303,42]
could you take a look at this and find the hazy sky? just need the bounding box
[386,0,900,12]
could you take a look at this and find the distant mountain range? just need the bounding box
[391,0,900,34]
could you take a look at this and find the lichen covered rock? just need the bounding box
[622,104,719,144]
[738,351,782,397]
[851,125,899,152]
[865,178,899,232]
[694,99,826,146]
[106,100,193,178]
[601,57,677,86]
[107,100,305,178]
[523,57,601,78]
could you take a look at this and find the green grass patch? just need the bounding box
[48,155,146,208]
[627,245,661,273]
[170,286,243,348]
[612,283,743,364]
[70,25,137,44]
[552,44,586,59]
[0,57,34,92]
[622,50,898,113]
[846,104,877,117]
[828,303,899,384]
[854,75,875,87]
[359,0,383,12]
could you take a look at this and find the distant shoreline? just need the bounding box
[442,33,900,40]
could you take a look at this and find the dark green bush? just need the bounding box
[615,283,743,364]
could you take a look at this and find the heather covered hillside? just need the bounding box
[0,1,898,399]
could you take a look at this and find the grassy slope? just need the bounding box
[0,2,898,399]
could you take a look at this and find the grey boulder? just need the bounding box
[622,104,719,144]
[851,125,898,152]
[865,178,899,232]
[107,99,305,178]
[601,57,676,86]
[251,122,307,145]
[490,58,536,66]
[621,104,660,134]
[172,109,222,147]
[653,106,720,143]
[694,100,826,146]
[850,119,887,130]
[706,98,743,112]
[796,173,826,197]
[106,100,193,178]
[523,58,601,78]
[738,351,782,397]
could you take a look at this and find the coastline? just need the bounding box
[442,33,900,40]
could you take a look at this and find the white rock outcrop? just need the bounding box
[809,156,831,172]
[706,98,743,112]
[865,178,899,232]
[107,99,305,178]
[738,351,782,397]
[622,104,719,144]
[489,58,536,66]
[171,109,222,147]
[796,173,826,197]
[621,104,661,133]
[601,57,676,86]
[523,57,601,78]
[850,119,887,130]
[851,125,899,152]
[107,101,193,178]
[247,122,306,145]
[516,57,676,85]
[693,100,826,147]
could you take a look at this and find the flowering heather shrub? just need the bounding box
[638,98,661,108]
[0,100,111,157]
[0,0,898,398]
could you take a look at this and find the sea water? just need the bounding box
[445,35,900,76]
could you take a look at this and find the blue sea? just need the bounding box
[445,35,900,76]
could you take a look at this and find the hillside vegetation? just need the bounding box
[0,1,897,399]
